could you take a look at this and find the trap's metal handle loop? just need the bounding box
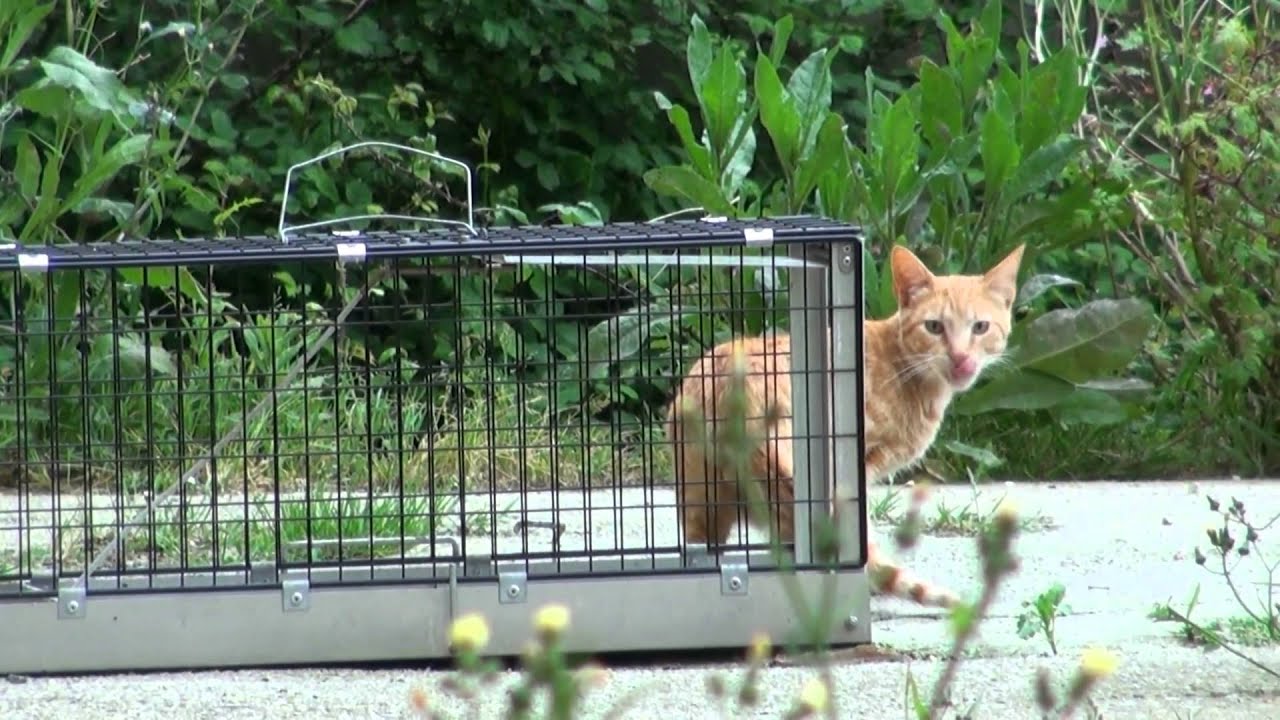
[276,141,477,242]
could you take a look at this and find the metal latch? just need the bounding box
[58,586,86,620]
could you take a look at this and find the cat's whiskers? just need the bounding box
[881,353,938,390]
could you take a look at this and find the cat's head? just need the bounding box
[888,244,1025,392]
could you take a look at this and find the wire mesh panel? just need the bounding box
[0,216,869,673]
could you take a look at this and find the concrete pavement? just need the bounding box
[3,478,1280,718]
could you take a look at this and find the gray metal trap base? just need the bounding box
[3,551,871,674]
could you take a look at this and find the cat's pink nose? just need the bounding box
[950,353,977,379]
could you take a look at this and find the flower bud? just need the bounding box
[534,603,570,639]
[798,677,828,713]
[449,612,490,653]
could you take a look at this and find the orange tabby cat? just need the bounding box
[667,243,1025,609]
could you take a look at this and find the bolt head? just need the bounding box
[507,584,521,597]
[844,615,859,630]
[290,592,303,606]
[66,600,79,614]
[729,576,742,591]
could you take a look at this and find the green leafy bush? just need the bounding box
[644,3,1160,471]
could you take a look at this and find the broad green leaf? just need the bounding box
[64,134,155,213]
[1011,298,1156,383]
[815,149,854,220]
[786,48,836,159]
[20,143,62,241]
[71,197,135,224]
[13,83,66,118]
[584,304,695,380]
[918,60,963,146]
[1053,388,1132,426]
[686,15,713,105]
[768,15,794,66]
[643,166,736,216]
[665,104,714,179]
[1003,136,1086,205]
[978,0,1003,42]
[878,93,920,197]
[117,266,207,302]
[1,1,53,73]
[699,44,747,159]
[1078,377,1154,402]
[38,45,137,117]
[116,333,178,376]
[791,112,846,210]
[754,54,800,173]
[14,135,39,197]
[943,440,1004,468]
[980,102,1017,197]
[951,367,1077,415]
[720,119,756,197]
[1016,273,1082,308]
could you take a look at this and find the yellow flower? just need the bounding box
[535,603,571,636]
[1079,647,1119,679]
[747,632,772,664]
[798,676,828,712]
[995,497,1019,523]
[449,612,490,652]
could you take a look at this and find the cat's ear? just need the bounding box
[983,243,1026,309]
[890,245,935,309]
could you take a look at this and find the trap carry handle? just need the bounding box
[276,141,478,241]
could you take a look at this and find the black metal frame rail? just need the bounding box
[0,216,861,269]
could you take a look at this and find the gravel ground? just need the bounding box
[4,478,1280,718]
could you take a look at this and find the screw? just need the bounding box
[728,576,743,591]
[290,592,303,607]
[838,243,855,272]
[65,600,79,615]
[507,584,521,598]
[845,615,859,630]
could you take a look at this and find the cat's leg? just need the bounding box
[754,430,795,544]
[671,417,737,546]
[861,445,960,609]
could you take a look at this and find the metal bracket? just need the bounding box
[281,576,310,613]
[498,569,527,604]
[744,227,775,248]
[465,555,494,578]
[335,242,367,263]
[249,561,278,586]
[57,586,86,620]
[836,242,855,274]
[684,544,716,570]
[720,552,749,596]
[17,253,49,272]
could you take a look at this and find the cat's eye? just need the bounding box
[972,320,990,335]
[923,320,945,335]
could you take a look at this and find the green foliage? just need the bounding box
[644,1,1160,475]
[1016,582,1071,655]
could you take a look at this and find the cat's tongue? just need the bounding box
[949,354,978,383]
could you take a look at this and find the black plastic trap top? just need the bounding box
[0,215,863,270]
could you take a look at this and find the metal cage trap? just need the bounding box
[0,143,871,674]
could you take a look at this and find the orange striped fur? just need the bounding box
[667,244,1025,610]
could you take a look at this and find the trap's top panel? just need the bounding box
[0,216,863,270]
